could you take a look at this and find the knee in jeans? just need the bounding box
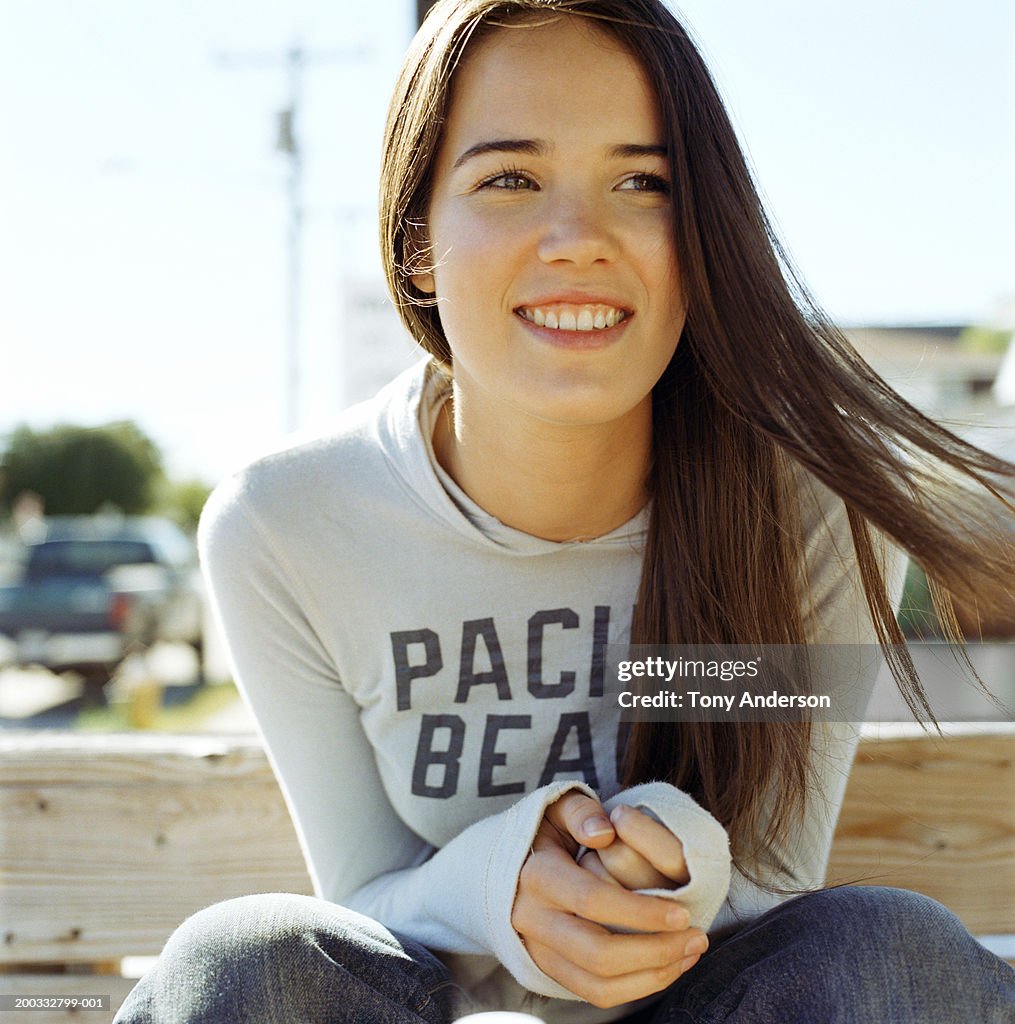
[120,895,453,1024]
[165,893,333,969]
[828,887,963,944]
[792,886,972,973]
[167,893,442,983]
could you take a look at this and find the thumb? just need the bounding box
[545,790,616,851]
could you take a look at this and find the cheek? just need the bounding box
[431,209,505,269]
[430,203,537,287]
[638,225,679,274]
[615,216,680,299]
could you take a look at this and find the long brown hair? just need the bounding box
[379,0,1015,881]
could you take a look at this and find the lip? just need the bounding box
[515,290,632,311]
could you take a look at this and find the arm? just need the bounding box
[199,477,703,1002]
[199,480,560,942]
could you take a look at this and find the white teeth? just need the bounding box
[519,303,626,331]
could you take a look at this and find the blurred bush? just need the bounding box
[155,477,213,533]
[0,421,163,516]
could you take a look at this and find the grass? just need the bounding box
[76,678,241,732]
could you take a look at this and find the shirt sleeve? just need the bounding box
[198,474,599,999]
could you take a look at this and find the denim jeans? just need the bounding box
[114,886,1015,1023]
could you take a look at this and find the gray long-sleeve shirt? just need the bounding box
[198,359,901,1022]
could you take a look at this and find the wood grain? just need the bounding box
[2,728,1012,977]
[1,735,311,965]
[827,730,1015,935]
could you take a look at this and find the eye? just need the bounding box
[617,173,670,195]
[477,169,538,191]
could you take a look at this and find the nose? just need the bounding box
[536,193,619,266]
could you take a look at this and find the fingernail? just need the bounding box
[609,805,625,824]
[680,954,700,972]
[667,906,689,929]
[582,815,614,839]
[686,935,708,956]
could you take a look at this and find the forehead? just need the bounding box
[442,15,662,146]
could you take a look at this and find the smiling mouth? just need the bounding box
[516,303,630,332]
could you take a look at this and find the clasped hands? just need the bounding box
[511,791,708,1009]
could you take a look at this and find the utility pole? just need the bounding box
[278,46,302,436]
[218,44,365,433]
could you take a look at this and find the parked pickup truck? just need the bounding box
[0,516,204,685]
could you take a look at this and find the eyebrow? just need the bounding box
[452,139,543,168]
[452,139,668,169]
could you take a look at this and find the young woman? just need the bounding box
[115,0,1015,1021]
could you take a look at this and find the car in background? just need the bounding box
[0,515,204,686]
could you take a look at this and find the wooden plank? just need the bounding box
[0,734,312,965]
[828,730,1015,936]
[0,733,276,786]
[0,973,137,1024]
[2,729,1012,971]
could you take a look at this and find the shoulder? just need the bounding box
[198,362,430,568]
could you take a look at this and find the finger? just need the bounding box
[596,837,674,891]
[523,911,705,978]
[609,805,690,885]
[544,790,615,851]
[576,849,623,888]
[523,927,705,1009]
[522,843,690,934]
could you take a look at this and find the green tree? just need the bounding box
[156,477,213,533]
[0,422,165,516]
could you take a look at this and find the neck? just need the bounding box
[432,383,652,543]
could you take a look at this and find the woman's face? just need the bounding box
[415,15,686,432]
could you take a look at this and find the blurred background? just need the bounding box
[1,0,1013,731]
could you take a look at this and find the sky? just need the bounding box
[1,0,1013,482]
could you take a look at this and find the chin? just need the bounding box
[516,387,650,429]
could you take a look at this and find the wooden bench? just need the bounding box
[1,726,1013,1023]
